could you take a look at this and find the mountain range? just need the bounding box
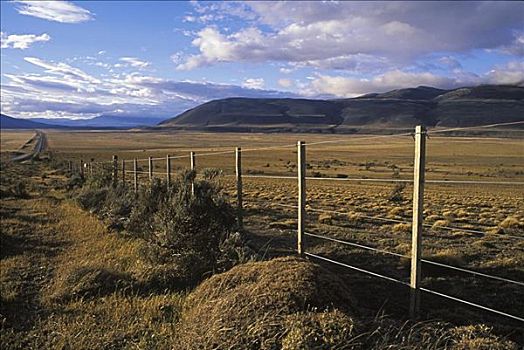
[2,84,523,131]
[159,84,524,132]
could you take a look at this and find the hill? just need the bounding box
[159,85,524,131]
[30,115,165,128]
[0,114,57,129]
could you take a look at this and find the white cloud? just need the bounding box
[484,61,524,86]
[242,78,265,90]
[278,78,293,88]
[119,57,151,69]
[2,57,295,119]
[14,0,93,23]
[24,57,100,83]
[0,32,50,49]
[178,2,524,72]
[304,64,524,98]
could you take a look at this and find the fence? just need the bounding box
[70,121,524,323]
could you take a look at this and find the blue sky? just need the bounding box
[1,1,523,120]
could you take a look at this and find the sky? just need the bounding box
[1,0,523,120]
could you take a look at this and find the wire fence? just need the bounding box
[67,121,524,323]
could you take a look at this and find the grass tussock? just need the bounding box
[392,223,411,234]
[176,256,358,349]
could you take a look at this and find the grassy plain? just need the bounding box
[1,129,523,347]
[0,130,36,152]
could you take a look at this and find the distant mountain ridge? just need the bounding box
[159,84,524,131]
[0,114,165,129]
[0,114,59,129]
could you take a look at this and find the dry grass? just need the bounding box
[2,130,523,347]
[176,256,358,349]
[0,161,185,349]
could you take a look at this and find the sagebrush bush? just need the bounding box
[74,168,244,285]
[388,183,406,202]
[149,170,236,283]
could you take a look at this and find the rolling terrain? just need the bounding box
[160,84,524,132]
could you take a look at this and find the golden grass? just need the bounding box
[0,163,185,349]
[176,256,357,349]
[0,130,35,152]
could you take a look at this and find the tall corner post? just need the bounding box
[297,141,306,256]
[410,125,427,318]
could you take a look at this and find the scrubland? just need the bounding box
[1,130,522,348]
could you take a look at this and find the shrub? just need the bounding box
[388,183,406,203]
[66,174,85,190]
[127,178,170,238]
[151,170,236,283]
[76,187,108,213]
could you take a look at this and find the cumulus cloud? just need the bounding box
[14,0,93,23]
[304,63,524,98]
[0,32,50,49]
[177,2,524,72]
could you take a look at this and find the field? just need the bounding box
[1,129,523,347]
[0,131,36,152]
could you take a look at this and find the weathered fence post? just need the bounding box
[236,147,243,230]
[79,159,84,177]
[190,151,196,195]
[148,156,153,182]
[297,141,306,255]
[68,160,72,173]
[89,161,93,177]
[410,125,426,318]
[122,159,126,186]
[166,154,171,187]
[112,155,118,187]
[133,158,138,193]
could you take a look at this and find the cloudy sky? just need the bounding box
[1,1,523,120]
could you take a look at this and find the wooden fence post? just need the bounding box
[133,158,138,193]
[122,159,126,186]
[89,161,93,177]
[79,159,84,177]
[68,160,72,173]
[190,151,196,195]
[148,156,153,182]
[166,154,171,187]
[112,155,118,187]
[410,125,426,318]
[236,147,243,230]
[297,141,306,255]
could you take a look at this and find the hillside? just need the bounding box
[159,85,524,131]
[0,114,56,129]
